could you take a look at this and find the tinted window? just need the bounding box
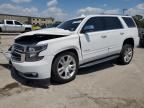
[0,20,4,24]
[58,18,84,31]
[6,21,13,25]
[15,21,22,25]
[82,17,104,33]
[122,17,136,28]
[104,17,123,30]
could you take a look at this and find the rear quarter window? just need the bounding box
[122,17,136,28]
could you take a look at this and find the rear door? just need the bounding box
[102,17,124,55]
[5,20,15,32]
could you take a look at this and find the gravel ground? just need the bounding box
[0,35,144,108]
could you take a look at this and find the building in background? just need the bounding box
[31,17,54,27]
[0,14,54,27]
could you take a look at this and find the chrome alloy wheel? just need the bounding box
[124,47,133,63]
[57,55,76,79]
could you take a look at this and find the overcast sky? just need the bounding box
[0,0,144,20]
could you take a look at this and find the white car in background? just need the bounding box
[0,20,32,32]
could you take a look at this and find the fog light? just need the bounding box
[32,72,38,77]
[24,72,38,78]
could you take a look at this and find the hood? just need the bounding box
[16,28,72,39]
[15,28,73,45]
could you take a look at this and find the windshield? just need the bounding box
[57,18,84,31]
[0,20,4,24]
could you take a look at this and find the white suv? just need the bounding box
[10,15,139,84]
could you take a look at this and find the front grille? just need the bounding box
[11,51,21,61]
[11,44,26,62]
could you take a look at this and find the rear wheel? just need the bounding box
[0,28,2,32]
[118,44,133,65]
[51,52,78,83]
[139,39,144,47]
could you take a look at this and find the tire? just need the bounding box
[51,52,78,83]
[118,44,134,65]
[139,39,144,47]
[0,28,2,32]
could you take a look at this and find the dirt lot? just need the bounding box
[0,35,144,108]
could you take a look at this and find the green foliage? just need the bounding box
[133,15,143,20]
[32,25,41,30]
[133,15,144,28]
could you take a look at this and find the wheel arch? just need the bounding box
[123,38,134,48]
[50,48,80,79]
[52,48,80,64]
[25,28,32,31]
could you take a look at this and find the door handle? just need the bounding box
[120,32,124,35]
[101,35,107,38]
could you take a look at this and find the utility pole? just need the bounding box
[123,9,128,15]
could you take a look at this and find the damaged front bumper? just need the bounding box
[11,66,50,86]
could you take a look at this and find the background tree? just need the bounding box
[133,15,144,28]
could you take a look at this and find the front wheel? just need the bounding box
[118,44,134,65]
[51,52,78,83]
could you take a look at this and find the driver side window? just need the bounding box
[15,21,22,25]
[81,17,104,33]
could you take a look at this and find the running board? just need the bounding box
[80,55,119,68]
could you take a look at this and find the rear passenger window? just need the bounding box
[122,17,136,28]
[6,21,13,25]
[103,17,123,30]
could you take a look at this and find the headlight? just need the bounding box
[26,44,48,53]
[25,44,48,62]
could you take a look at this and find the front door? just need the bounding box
[14,21,24,32]
[78,17,109,62]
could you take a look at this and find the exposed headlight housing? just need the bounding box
[25,44,48,62]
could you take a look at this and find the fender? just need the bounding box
[53,45,83,63]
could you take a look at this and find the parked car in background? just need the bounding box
[0,20,32,33]
[139,28,144,47]
[9,15,139,84]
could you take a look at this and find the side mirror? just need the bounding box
[81,25,95,33]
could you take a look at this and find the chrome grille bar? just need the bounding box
[11,43,27,62]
